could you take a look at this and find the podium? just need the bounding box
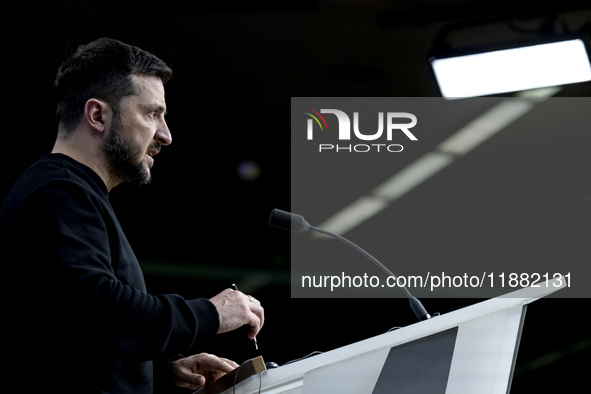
[215,278,565,393]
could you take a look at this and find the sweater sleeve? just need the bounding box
[14,179,219,361]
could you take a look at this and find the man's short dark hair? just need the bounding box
[54,37,173,133]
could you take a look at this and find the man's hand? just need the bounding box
[209,288,264,339]
[171,353,239,390]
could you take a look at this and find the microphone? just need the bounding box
[269,208,433,321]
[269,208,310,233]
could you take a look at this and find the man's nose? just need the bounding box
[154,120,172,146]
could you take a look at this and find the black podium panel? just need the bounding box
[372,327,458,394]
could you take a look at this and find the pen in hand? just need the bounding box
[231,283,259,350]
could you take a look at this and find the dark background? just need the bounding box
[3,1,590,392]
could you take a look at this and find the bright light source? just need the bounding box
[431,39,591,98]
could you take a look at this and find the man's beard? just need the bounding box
[103,115,152,186]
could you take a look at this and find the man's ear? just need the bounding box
[84,98,111,133]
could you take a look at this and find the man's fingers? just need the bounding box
[211,288,265,337]
[247,306,264,338]
[247,318,261,338]
[245,296,264,337]
[173,366,206,389]
[172,353,239,390]
[206,355,237,373]
[221,358,240,369]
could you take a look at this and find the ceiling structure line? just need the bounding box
[315,91,559,236]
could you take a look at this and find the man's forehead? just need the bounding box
[126,74,167,109]
[131,74,165,96]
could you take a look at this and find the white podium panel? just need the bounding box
[221,278,564,394]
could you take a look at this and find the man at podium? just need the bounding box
[0,37,264,393]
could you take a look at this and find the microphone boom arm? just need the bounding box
[269,208,433,321]
[310,226,431,321]
[310,226,412,299]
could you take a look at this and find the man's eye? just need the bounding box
[149,111,158,117]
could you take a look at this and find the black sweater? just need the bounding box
[0,154,219,393]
